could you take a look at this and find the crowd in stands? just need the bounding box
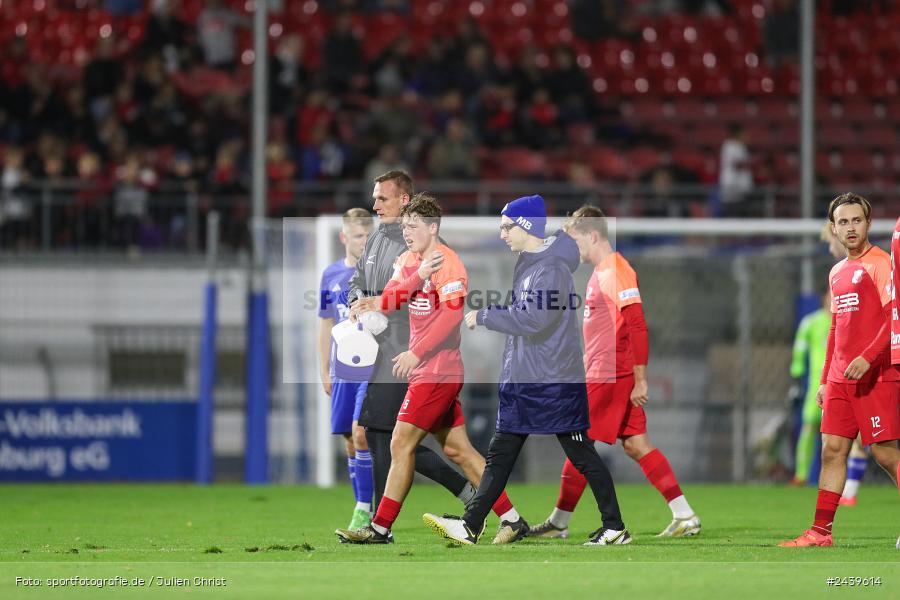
[0,0,897,249]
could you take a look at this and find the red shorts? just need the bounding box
[587,375,647,444]
[821,380,900,445]
[396,379,465,434]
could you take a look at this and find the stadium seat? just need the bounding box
[494,147,548,179]
[587,146,629,180]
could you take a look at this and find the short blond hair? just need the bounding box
[343,207,373,229]
[564,204,608,240]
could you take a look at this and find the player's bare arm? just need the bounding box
[630,365,649,407]
[843,356,872,380]
[816,384,827,408]
[418,251,444,279]
[318,316,334,396]
[349,295,382,321]
[391,350,421,379]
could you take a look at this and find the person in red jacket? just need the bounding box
[780,193,900,548]
[528,205,701,539]
[335,193,526,545]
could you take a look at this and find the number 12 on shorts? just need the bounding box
[871,416,881,428]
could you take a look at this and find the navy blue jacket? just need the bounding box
[476,231,590,434]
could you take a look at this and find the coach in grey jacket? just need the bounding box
[347,170,473,515]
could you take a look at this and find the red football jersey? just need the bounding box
[383,244,467,381]
[583,252,641,382]
[891,217,900,365]
[827,245,898,383]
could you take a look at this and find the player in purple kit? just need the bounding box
[318,208,375,529]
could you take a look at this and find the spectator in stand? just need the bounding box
[718,124,754,217]
[371,35,415,98]
[83,36,125,122]
[411,39,451,97]
[764,0,799,68]
[373,0,410,11]
[210,140,246,246]
[509,46,548,106]
[521,88,561,149]
[570,0,637,41]
[271,34,309,116]
[142,82,188,147]
[369,92,419,150]
[23,68,66,140]
[1,146,33,247]
[143,0,191,71]
[832,0,893,16]
[453,43,495,99]
[567,160,597,190]
[266,142,296,217]
[546,46,594,125]
[296,89,334,147]
[640,157,702,217]
[197,0,249,70]
[475,85,518,147]
[430,89,465,135]
[113,154,152,248]
[363,143,410,185]
[185,119,215,175]
[427,117,479,179]
[105,0,144,17]
[114,83,141,131]
[681,0,732,15]
[321,12,364,94]
[73,151,109,247]
[301,121,349,181]
[445,16,490,66]
[60,86,93,145]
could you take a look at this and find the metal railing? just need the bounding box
[2,179,899,253]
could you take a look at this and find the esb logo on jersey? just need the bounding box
[835,292,860,313]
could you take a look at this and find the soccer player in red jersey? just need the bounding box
[892,213,900,549]
[335,193,526,545]
[528,205,700,539]
[891,215,900,368]
[780,193,900,548]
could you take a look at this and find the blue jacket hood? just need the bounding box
[516,229,581,276]
[478,228,590,435]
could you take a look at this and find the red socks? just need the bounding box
[372,496,402,531]
[557,450,685,512]
[556,459,588,512]
[812,489,841,536]
[491,491,514,517]
[638,448,683,502]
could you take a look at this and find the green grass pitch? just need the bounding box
[2,483,899,599]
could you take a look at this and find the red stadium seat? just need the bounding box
[840,99,880,124]
[670,98,709,121]
[818,124,857,149]
[627,146,662,175]
[859,126,897,150]
[586,146,629,180]
[494,147,548,179]
[715,98,750,121]
[690,123,729,149]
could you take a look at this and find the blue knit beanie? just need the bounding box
[501,195,546,238]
